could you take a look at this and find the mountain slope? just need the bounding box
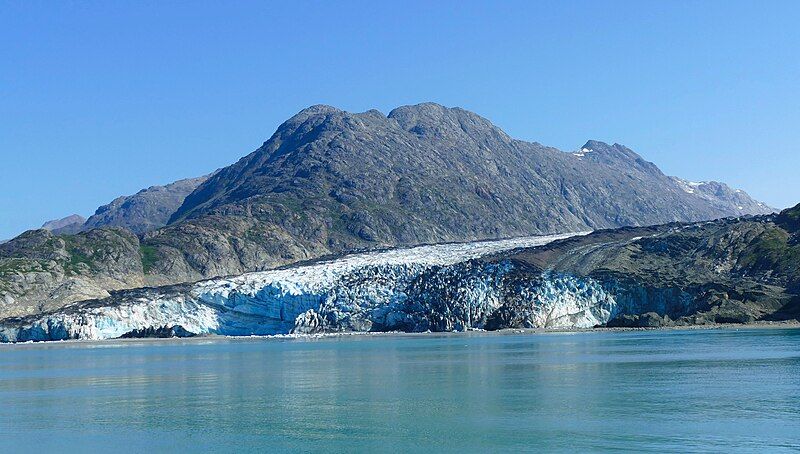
[670,176,771,215]
[41,215,86,235]
[0,228,144,318]
[82,175,210,235]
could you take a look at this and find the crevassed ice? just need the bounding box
[194,232,583,298]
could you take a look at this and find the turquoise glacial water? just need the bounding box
[1,328,799,452]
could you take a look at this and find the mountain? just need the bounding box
[41,215,86,235]
[0,103,776,319]
[670,177,771,215]
[144,103,771,283]
[575,140,774,214]
[82,175,210,235]
[173,106,773,228]
[2,204,797,342]
[28,175,208,239]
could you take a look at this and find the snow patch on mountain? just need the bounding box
[572,147,593,158]
[674,179,706,194]
[669,177,775,215]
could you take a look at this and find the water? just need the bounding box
[1,328,799,452]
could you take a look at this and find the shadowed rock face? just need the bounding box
[777,203,800,232]
[119,325,195,339]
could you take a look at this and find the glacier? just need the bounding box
[0,232,627,343]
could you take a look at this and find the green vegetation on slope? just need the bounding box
[139,245,159,274]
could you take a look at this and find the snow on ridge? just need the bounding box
[672,177,709,195]
[572,147,593,158]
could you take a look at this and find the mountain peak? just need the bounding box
[294,104,343,117]
[580,140,635,154]
[41,214,86,235]
[670,177,775,215]
[274,104,392,140]
[574,140,660,174]
[581,139,611,151]
[388,102,489,125]
[276,104,348,130]
[388,103,511,144]
[387,102,448,118]
[83,175,210,235]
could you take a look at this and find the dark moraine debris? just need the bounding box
[605,312,673,328]
[119,325,196,339]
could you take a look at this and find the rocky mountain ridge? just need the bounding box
[82,175,210,234]
[36,175,209,238]
[41,215,86,235]
[0,228,144,318]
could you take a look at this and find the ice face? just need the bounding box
[0,232,629,343]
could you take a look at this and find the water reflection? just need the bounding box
[1,329,799,451]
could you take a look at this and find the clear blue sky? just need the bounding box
[2,0,799,239]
